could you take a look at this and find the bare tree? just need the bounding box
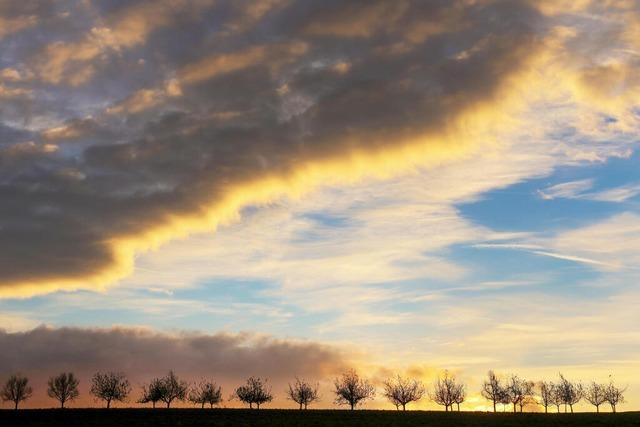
[138,378,164,408]
[158,371,188,408]
[234,377,273,409]
[382,375,425,411]
[604,380,626,413]
[584,382,607,413]
[333,369,375,410]
[90,372,130,409]
[538,381,556,413]
[47,372,79,408]
[481,371,504,413]
[506,375,534,413]
[453,381,466,412]
[552,384,563,413]
[286,377,320,410]
[430,371,459,412]
[498,387,511,412]
[189,379,222,408]
[557,374,582,413]
[1,374,33,410]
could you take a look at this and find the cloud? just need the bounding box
[477,212,640,272]
[537,179,594,200]
[549,212,640,271]
[0,326,349,408]
[33,0,216,85]
[587,183,640,202]
[0,0,638,297]
[0,1,48,40]
[538,179,640,202]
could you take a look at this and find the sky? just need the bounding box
[0,0,639,411]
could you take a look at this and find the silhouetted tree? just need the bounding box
[90,372,130,409]
[506,375,534,413]
[481,371,504,413]
[453,381,466,411]
[286,377,319,410]
[188,380,222,408]
[431,371,460,412]
[557,374,582,413]
[234,377,273,409]
[158,371,188,408]
[498,387,511,412]
[552,384,563,413]
[538,381,556,413]
[333,369,375,410]
[47,372,79,408]
[1,374,33,410]
[383,375,425,411]
[604,380,625,413]
[584,382,607,413]
[138,378,164,408]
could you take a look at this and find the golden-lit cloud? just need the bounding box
[0,15,37,40]
[34,0,216,85]
[0,0,638,299]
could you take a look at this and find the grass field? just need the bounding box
[1,409,639,427]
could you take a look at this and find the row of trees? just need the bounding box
[481,371,626,413]
[0,369,627,412]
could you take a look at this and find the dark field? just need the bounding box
[1,409,640,427]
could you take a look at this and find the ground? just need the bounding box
[1,409,639,427]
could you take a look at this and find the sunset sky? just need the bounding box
[1,0,639,411]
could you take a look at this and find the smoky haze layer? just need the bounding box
[0,0,543,293]
[0,326,347,407]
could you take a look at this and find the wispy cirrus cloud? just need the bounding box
[476,212,640,272]
[538,179,640,202]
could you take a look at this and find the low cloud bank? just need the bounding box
[0,326,349,408]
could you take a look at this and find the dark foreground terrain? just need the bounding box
[1,409,639,427]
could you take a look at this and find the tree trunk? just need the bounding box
[167,401,171,409]
[350,402,355,410]
[596,405,599,413]
[107,400,111,409]
[299,403,303,410]
[570,404,573,413]
[249,402,253,409]
[493,401,496,413]
[202,402,205,409]
[14,401,18,410]
[513,403,517,413]
[61,400,65,409]
[153,401,156,409]
[544,406,548,414]
[612,404,616,413]
[304,403,308,410]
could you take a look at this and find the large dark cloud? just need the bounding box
[0,0,545,294]
[0,326,348,407]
